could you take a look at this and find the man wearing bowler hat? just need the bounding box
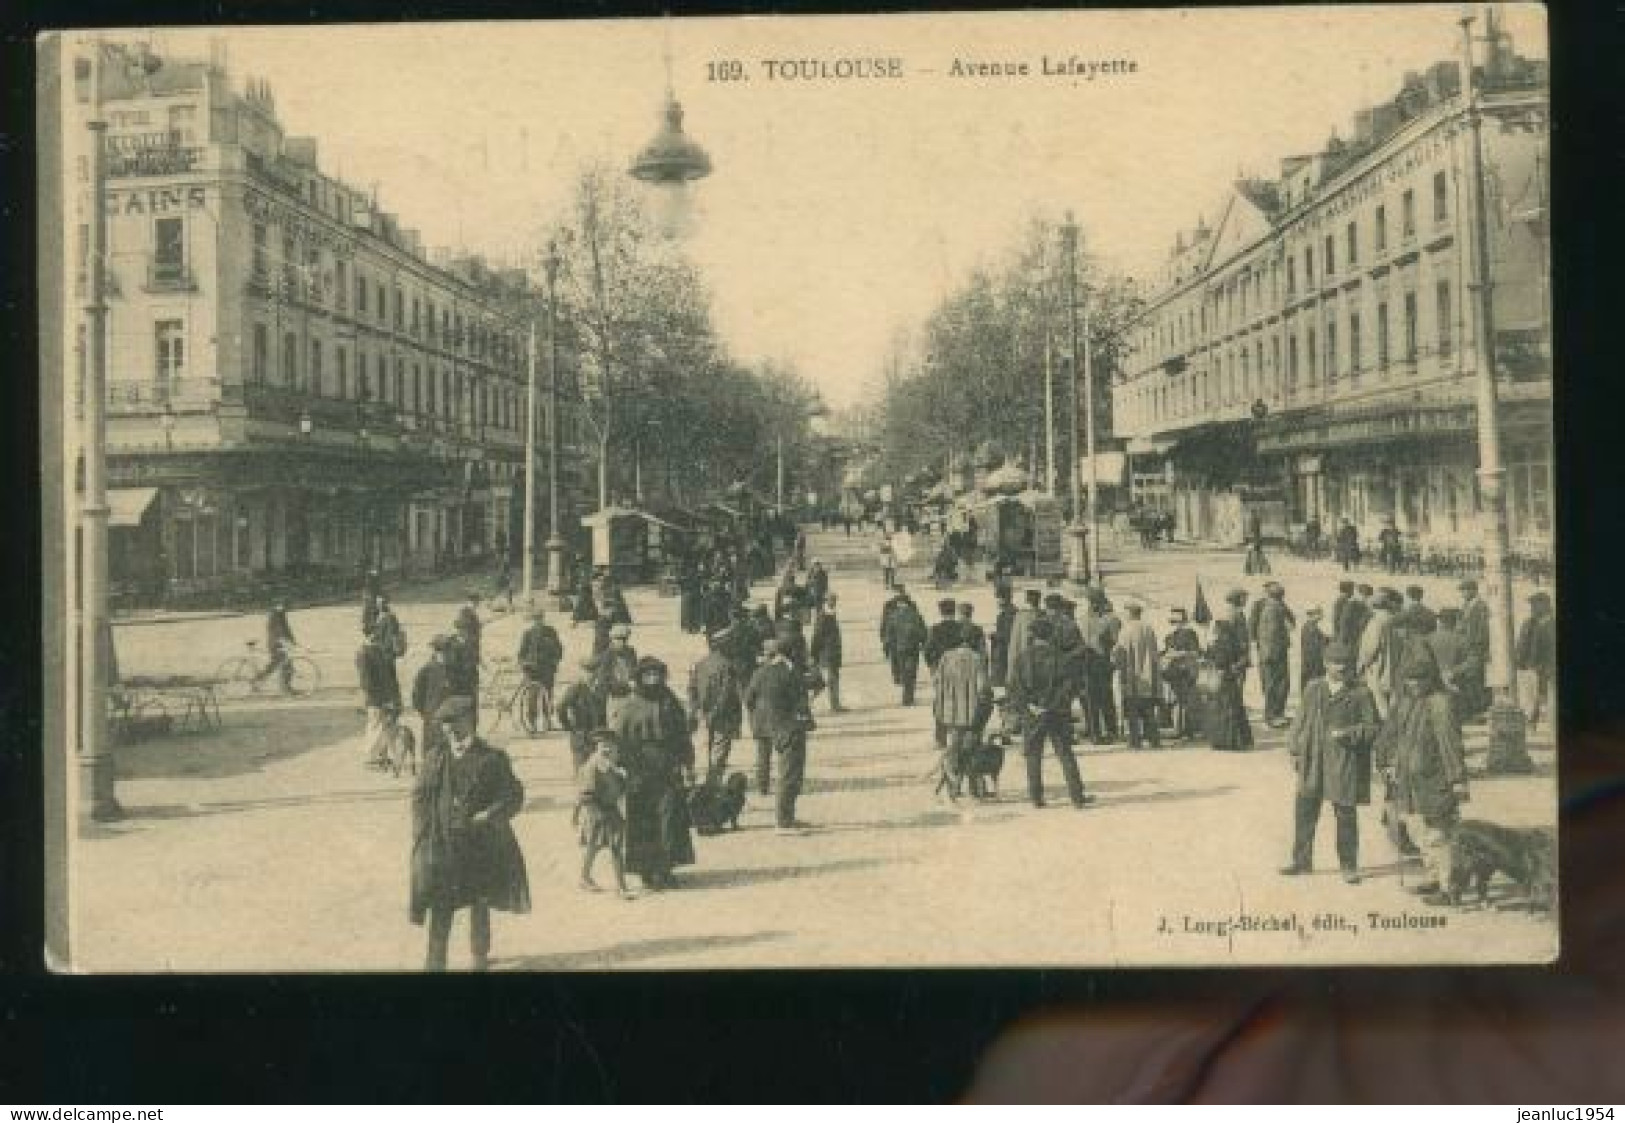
[1281,643,1381,884]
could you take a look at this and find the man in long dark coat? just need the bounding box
[1456,578,1492,721]
[990,586,1017,689]
[1376,653,1469,904]
[411,636,458,758]
[1330,581,1354,643]
[1336,584,1373,655]
[1299,606,1328,691]
[1280,642,1381,883]
[517,607,563,733]
[880,585,928,706]
[410,697,530,971]
[1255,582,1295,728]
[809,594,845,713]
[614,657,697,891]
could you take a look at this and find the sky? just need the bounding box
[148,6,1546,408]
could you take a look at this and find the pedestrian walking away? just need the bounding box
[410,696,530,971]
[1007,618,1091,808]
[517,606,564,733]
[1113,602,1162,749]
[932,628,991,803]
[880,584,928,706]
[810,594,844,712]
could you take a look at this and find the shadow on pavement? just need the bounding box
[113,704,365,782]
[676,856,897,891]
[494,929,790,971]
[1094,783,1239,809]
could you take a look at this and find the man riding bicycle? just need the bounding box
[254,599,298,693]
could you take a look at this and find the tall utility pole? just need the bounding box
[1043,286,1057,497]
[79,41,120,823]
[544,242,565,595]
[1060,213,1091,583]
[776,432,786,510]
[521,320,538,603]
[1459,13,1530,772]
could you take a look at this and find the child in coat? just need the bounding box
[574,730,635,899]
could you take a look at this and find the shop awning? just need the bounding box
[108,487,158,527]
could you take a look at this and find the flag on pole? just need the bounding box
[1192,577,1213,625]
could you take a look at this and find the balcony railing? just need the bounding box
[105,377,223,413]
[146,261,197,292]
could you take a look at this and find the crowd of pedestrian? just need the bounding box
[340,516,1554,969]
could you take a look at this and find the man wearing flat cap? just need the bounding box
[745,638,813,829]
[411,696,530,971]
[1375,651,1469,904]
[1281,642,1381,883]
[1299,607,1327,689]
[411,635,458,758]
[688,628,744,781]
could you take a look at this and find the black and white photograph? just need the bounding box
[40,5,1557,971]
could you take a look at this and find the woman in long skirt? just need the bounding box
[1206,589,1254,751]
[613,656,697,891]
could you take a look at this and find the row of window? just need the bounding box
[1138,170,1453,365]
[249,220,526,367]
[1124,280,1455,430]
[247,322,527,433]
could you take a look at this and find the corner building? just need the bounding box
[1114,20,1550,566]
[72,45,583,604]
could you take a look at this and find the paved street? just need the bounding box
[74,530,1557,971]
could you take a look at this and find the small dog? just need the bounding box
[1447,819,1556,911]
[690,772,749,835]
[961,734,1008,799]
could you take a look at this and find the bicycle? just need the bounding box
[216,640,322,699]
[482,657,543,736]
[364,704,418,777]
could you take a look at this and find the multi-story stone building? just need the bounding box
[69,43,583,604]
[1114,16,1550,562]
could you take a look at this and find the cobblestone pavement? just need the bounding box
[72,534,1557,971]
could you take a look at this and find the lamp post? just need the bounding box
[160,405,176,451]
[521,319,538,604]
[1060,213,1093,584]
[1459,14,1530,772]
[77,41,119,823]
[543,242,567,597]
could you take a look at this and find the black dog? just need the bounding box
[1447,819,1556,911]
[689,772,749,835]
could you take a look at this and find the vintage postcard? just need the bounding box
[39,6,1557,971]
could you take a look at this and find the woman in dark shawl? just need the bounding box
[613,656,697,890]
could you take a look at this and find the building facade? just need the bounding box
[1114,18,1550,561]
[71,44,585,605]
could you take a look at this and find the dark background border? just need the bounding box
[2,0,1620,1103]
